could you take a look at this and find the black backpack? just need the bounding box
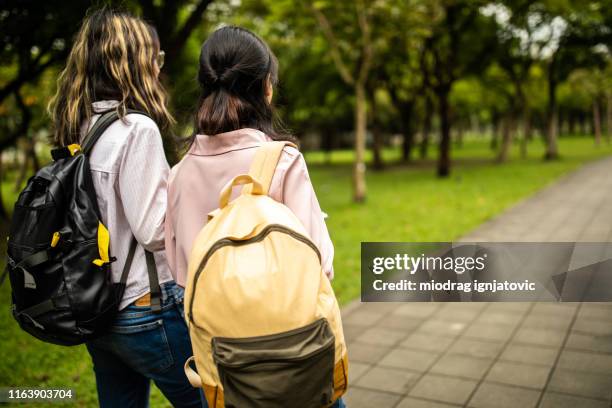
[3,110,162,346]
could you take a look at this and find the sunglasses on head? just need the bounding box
[157,50,165,69]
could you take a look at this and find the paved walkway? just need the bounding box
[342,157,612,408]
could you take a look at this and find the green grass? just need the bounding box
[1,157,175,407]
[1,134,610,406]
[305,135,612,304]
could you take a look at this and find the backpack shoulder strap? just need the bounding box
[242,141,298,196]
[81,109,150,155]
[83,109,161,312]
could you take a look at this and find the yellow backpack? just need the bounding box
[183,141,348,408]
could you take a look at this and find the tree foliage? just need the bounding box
[1,0,611,205]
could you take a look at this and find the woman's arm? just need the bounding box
[276,150,335,279]
[164,170,178,279]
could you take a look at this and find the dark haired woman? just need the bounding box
[165,26,344,407]
[49,9,204,408]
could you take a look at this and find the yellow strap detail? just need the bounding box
[50,232,61,248]
[207,208,221,221]
[67,144,82,156]
[219,174,264,209]
[184,356,203,388]
[93,222,110,266]
[242,141,298,196]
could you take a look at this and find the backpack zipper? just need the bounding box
[188,224,321,326]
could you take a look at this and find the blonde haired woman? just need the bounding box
[49,8,204,408]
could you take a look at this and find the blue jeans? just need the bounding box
[86,282,205,408]
[331,398,347,407]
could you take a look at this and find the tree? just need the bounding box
[121,0,216,162]
[308,0,374,202]
[0,0,215,160]
[138,0,213,75]
[419,46,436,160]
[229,0,356,151]
[373,1,430,164]
[0,0,91,149]
[135,0,214,118]
[565,64,612,145]
[490,1,547,158]
[538,0,611,159]
[423,1,497,177]
[0,0,92,217]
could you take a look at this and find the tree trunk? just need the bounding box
[369,85,383,170]
[353,82,367,202]
[497,114,514,163]
[520,95,530,158]
[593,100,602,146]
[520,118,529,159]
[401,102,414,163]
[323,130,334,165]
[491,116,499,150]
[27,135,39,172]
[14,143,30,192]
[544,61,559,160]
[437,88,451,177]
[607,93,612,144]
[558,110,566,136]
[401,129,412,162]
[0,151,8,221]
[372,127,384,170]
[420,95,433,159]
[568,113,576,135]
[579,112,586,135]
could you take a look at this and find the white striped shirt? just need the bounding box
[81,100,173,309]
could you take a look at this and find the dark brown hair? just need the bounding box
[188,26,295,146]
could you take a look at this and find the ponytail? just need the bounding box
[195,88,247,136]
[186,26,295,149]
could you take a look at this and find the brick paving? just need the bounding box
[342,157,612,408]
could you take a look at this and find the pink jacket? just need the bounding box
[165,128,334,287]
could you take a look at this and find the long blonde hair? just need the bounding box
[49,8,174,146]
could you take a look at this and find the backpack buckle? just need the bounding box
[50,144,81,161]
[51,147,71,161]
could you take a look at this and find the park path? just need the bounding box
[341,156,612,408]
